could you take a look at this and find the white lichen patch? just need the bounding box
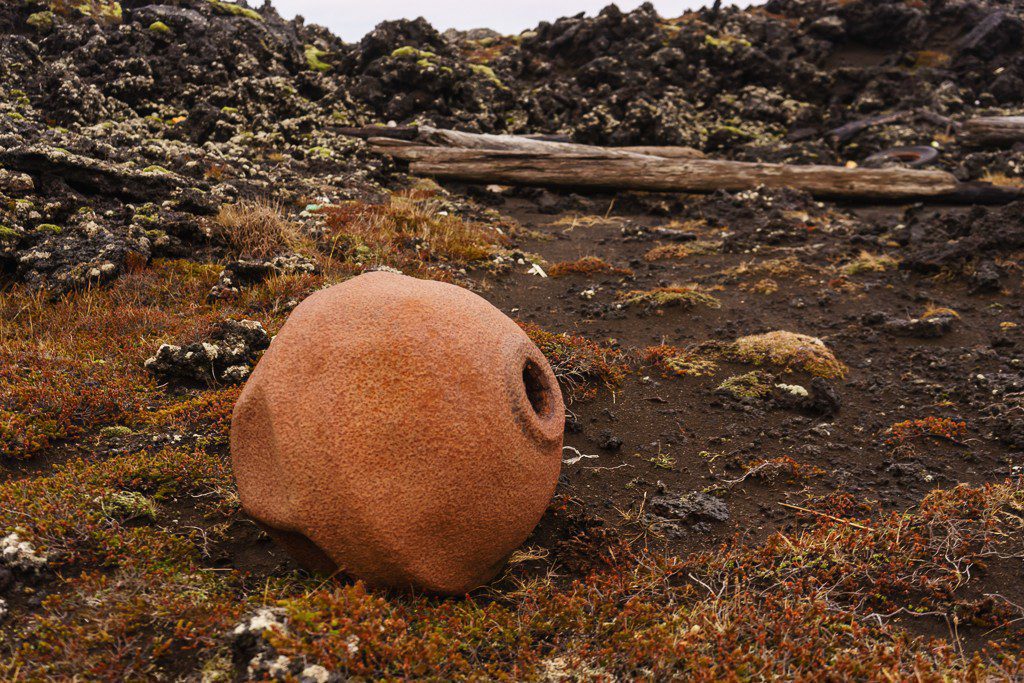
[300,664,331,682]
[233,607,287,636]
[775,383,809,397]
[1,532,48,572]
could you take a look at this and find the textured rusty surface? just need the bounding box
[230,271,564,594]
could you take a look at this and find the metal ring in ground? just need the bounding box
[863,145,940,167]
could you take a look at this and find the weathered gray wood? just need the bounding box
[959,116,1024,147]
[383,147,967,200]
[617,145,706,159]
[413,126,705,159]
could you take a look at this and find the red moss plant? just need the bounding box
[144,385,242,438]
[519,322,628,401]
[4,439,1024,679]
[0,445,242,679]
[886,416,968,447]
[0,258,286,459]
[257,480,1024,680]
[642,344,719,377]
[725,455,825,485]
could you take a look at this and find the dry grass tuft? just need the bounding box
[841,250,899,275]
[726,330,847,379]
[319,193,504,271]
[548,256,633,278]
[213,199,303,258]
[644,239,721,261]
[618,285,721,310]
[980,172,1024,188]
[922,306,959,320]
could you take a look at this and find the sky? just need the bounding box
[268,1,755,42]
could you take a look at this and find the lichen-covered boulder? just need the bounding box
[231,271,564,594]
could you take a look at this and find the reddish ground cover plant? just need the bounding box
[886,416,969,447]
[519,323,628,400]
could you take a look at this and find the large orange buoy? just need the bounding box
[230,271,564,594]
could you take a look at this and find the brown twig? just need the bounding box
[779,502,875,531]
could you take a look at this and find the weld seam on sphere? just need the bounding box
[230,271,564,594]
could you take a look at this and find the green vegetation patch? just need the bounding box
[469,63,504,87]
[717,371,772,399]
[725,330,847,379]
[206,0,261,21]
[304,44,331,72]
[26,11,55,31]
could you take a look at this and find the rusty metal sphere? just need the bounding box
[231,271,564,594]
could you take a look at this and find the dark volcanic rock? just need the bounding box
[145,319,271,385]
[650,491,730,524]
[208,254,317,300]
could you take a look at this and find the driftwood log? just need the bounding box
[959,116,1024,147]
[346,124,705,159]
[376,145,978,201]
[368,128,1021,202]
[414,126,705,159]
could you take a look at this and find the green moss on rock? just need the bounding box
[391,46,438,61]
[100,425,133,437]
[304,44,331,72]
[716,371,772,399]
[206,0,261,21]
[27,11,55,31]
[470,63,504,88]
[53,1,123,25]
[149,20,171,34]
[96,490,157,521]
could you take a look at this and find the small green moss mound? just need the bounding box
[141,165,172,175]
[469,63,504,87]
[148,20,171,34]
[0,225,21,242]
[307,146,333,159]
[704,33,752,51]
[727,330,847,379]
[391,46,438,61]
[55,1,122,25]
[717,371,772,399]
[304,44,331,72]
[206,0,261,21]
[34,223,63,235]
[26,11,55,31]
[96,491,157,522]
[100,425,133,437]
